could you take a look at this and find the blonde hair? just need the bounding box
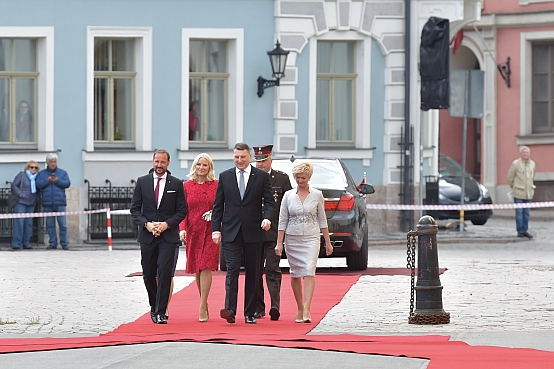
[292,161,313,179]
[24,160,39,171]
[187,153,215,182]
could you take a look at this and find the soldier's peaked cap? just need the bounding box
[254,144,273,161]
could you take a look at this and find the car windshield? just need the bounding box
[271,159,347,188]
[439,155,471,178]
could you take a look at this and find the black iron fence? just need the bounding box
[0,183,47,245]
[85,179,137,240]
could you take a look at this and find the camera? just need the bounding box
[50,172,56,177]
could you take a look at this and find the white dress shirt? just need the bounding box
[236,165,251,190]
[153,172,167,208]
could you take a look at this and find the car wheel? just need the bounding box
[346,229,368,270]
[219,246,227,271]
[471,219,488,226]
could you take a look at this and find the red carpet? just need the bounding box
[0,273,552,369]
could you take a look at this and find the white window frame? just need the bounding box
[0,27,54,163]
[180,28,244,164]
[86,26,152,152]
[519,30,554,146]
[307,31,372,162]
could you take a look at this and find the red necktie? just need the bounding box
[154,177,162,207]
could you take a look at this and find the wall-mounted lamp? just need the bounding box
[497,56,511,88]
[257,41,290,98]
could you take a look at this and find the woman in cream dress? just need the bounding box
[276,161,332,323]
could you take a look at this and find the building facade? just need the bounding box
[440,0,554,204]
[0,0,481,243]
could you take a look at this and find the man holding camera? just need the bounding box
[36,153,71,250]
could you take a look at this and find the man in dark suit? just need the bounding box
[212,142,276,324]
[253,144,292,321]
[131,149,187,324]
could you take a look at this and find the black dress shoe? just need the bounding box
[517,233,525,237]
[244,316,257,324]
[523,232,533,239]
[150,311,157,324]
[220,309,235,323]
[156,314,167,324]
[269,307,280,321]
[46,245,57,250]
[253,311,265,319]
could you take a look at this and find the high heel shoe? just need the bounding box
[199,306,209,322]
[295,318,304,323]
[199,312,209,322]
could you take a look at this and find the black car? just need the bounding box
[271,158,375,270]
[430,154,493,225]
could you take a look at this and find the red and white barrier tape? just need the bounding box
[3,201,552,219]
[0,208,129,251]
[3,202,552,252]
[366,201,554,211]
[0,208,108,219]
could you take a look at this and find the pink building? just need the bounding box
[440,0,554,202]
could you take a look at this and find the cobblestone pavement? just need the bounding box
[1,214,553,354]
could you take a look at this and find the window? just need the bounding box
[94,38,135,146]
[316,41,356,145]
[532,43,554,133]
[0,38,37,146]
[180,28,243,161]
[189,40,228,144]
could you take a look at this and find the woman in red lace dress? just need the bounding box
[179,153,219,322]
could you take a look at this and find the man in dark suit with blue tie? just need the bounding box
[212,142,276,324]
[131,149,187,324]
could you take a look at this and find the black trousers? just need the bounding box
[222,228,261,317]
[257,240,282,313]
[140,237,177,315]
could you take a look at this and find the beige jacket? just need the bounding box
[507,158,536,200]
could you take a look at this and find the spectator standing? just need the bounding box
[15,100,33,142]
[507,146,536,239]
[36,153,71,250]
[11,161,40,250]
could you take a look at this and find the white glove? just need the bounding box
[202,210,212,221]
[261,219,271,231]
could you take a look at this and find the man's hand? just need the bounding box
[212,232,221,245]
[261,219,271,231]
[147,222,168,237]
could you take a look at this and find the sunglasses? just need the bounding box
[29,166,39,169]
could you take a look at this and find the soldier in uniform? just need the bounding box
[253,144,292,321]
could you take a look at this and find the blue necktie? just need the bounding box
[239,170,245,199]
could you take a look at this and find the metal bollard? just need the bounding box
[406,215,450,324]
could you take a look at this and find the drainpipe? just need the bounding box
[402,0,412,231]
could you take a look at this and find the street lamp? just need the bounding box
[257,41,290,98]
